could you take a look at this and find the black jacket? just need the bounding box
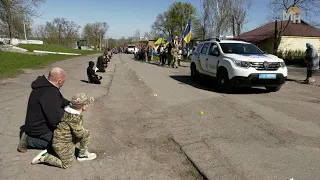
[21,75,70,137]
[87,61,98,80]
[96,56,105,69]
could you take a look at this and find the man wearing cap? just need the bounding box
[18,67,70,152]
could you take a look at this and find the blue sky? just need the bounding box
[33,0,273,39]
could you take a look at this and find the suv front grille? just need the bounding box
[250,62,280,71]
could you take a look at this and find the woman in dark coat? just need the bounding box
[305,43,319,83]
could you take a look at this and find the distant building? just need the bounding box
[234,20,320,53]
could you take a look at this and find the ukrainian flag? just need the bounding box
[154,37,164,46]
[182,20,191,43]
[151,52,160,61]
[165,37,171,47]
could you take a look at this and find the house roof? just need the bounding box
[234,20,320,43]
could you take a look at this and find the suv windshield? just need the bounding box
[219,43,264,54]
[128,46,135,48]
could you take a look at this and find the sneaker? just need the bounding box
[17,132,28,153]
[31,150,48,164]
[77,151,97,161]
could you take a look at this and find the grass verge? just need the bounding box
[0,51,93,78]
[17,44,102,55]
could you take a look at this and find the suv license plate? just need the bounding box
[259,74,276,79]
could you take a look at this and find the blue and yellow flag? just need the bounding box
[154,37,164,46]
[182,20,191,43]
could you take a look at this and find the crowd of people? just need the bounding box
[133,40,184,68]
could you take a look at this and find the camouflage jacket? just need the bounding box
[53,106,85,144]
[171,47,178,58]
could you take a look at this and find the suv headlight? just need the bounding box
[232,60,251,68]
[280,61,286,68]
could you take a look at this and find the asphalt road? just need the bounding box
[1,53,320,180]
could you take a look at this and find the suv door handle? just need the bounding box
[206,58,208,60]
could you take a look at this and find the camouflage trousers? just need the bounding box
[44,130,90,169]
[171,56,178,68]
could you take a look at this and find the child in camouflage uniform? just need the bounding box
[31,93,97,169]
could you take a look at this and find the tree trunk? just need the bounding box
[232,17,236,37]
[273,20,278,55]
[236,22,241,36]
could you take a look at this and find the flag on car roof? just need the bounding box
[182,20,191,43]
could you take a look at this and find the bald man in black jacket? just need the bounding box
[18,67,70,152]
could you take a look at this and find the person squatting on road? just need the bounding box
[87,61,102,84]
[305,43,319,84]
[31,93,97,169]
[18,67,70,152]
[96,55,107,72]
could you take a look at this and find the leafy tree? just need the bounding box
[151,2,197,40]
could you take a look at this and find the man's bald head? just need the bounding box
[48,67,66,88]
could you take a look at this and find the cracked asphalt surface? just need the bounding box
[0,53,320,180]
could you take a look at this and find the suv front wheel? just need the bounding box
[217,69,233,93]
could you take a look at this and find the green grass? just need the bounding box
[0,44,103,78]
[0,52,85,78]
[17,44,102,55]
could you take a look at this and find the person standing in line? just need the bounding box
[167,42,173,66]
[171,43,179,68]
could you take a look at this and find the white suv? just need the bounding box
[127,45,136,54]
[190,39,288,92]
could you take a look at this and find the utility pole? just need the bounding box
[106,36,109,50]
[23,19,27,40]
[99,33,102,51]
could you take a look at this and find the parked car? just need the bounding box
[127,45,136,54]
[190,39,288,93]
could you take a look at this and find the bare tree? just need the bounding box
[197,0,250,38]
[82,22,109,49]
[268,0,320,54]
[0,0,45,38]
[33,18,80,46]
[133,29,140,41]
[229,0,251,36]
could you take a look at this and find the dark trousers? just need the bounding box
[89,76,102,84]
[26,131,53,150]
[160,54,166,65]
[307,70,315,78]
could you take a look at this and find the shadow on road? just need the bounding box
[170,75,269,94]
[80,80,89,83]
